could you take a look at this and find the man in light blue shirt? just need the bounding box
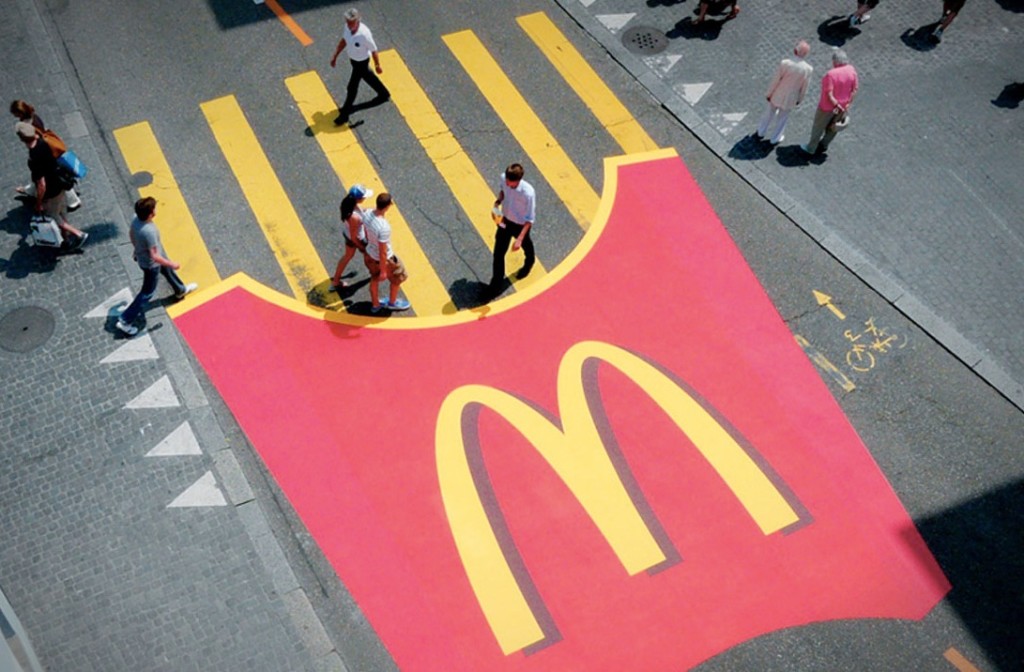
[489,163,536,298]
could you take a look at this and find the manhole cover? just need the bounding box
[0,306,56,353]
[622,26,669,55]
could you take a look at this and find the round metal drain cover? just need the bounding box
[0,306,56,353]
[622,26,669,55]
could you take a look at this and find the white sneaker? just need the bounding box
[116,319,139,336]
[175,282,199,300]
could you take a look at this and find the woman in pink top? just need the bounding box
[802,49,859,155]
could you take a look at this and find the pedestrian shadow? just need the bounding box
[449,278,497,311]
[992,82,1024,109]
[900,24,941,52]
[776,145,827,167]
[666,16,725,40]
[728,134,774,161]
[303,111,365,137]
[647,0,685,6]
[817,15,859,47]
[0,207,111,279]
[993,0,1023,12]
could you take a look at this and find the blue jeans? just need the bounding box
[120,265,186,324]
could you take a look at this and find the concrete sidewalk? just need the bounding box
[0,0,357,669]
[555,0,1024,410]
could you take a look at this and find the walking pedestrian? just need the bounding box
[696,0,739,24]
[15,121,87,249]
[488,163,536,298]
[801,49,858,156]
[330,184,372,292]
[116,197,198,336]
[755,41,813,146]
[11,100,81,210]
[361,192,410,313]
[329,8,390,126]
[848,0,879,27]
[932,0,966,42]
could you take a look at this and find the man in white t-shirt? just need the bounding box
[361,192,411,313]
[329,7,391,126]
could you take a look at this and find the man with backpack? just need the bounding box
[15,121,87,249]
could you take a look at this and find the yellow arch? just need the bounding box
[435,340,803,655]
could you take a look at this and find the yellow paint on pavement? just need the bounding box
[201,95,326,300]
[381,49,547,291]
[943,648,981,672]
[443,29,598,231]
[264,0,313,47]
[113,121,221,291]
[517,12,658,155]
[284,70,454,315]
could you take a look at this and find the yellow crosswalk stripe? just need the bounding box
[381,49,548,291]
[284,70,455,315]
[200,95,326,301]
[443,29,599,231]
[517,12,658,155]
[112,121,221,289]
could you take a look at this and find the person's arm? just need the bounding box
[512,222,531,252]
[371,49,383,74]
[150,245,181,270]
[766,64,783,100]
[33,176,46,211]
[376,241,388,279]
[348,212,367,252]
[330,38,347,67]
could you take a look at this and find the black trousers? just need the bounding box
[490,219,535,288]
[339,58,390,118]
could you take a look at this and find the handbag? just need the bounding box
[29,214,63,247]
[828,110,850,133]
[56,149,88,179]
[40,129,67,158]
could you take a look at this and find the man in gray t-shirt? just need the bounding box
[115,197,198,336]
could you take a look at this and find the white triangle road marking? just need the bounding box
[101,333,159,364]
[84,288,132,318]
[125,375,180,409]
[708,111,748,135]
[596,13,635,33]
[643,53,682,76]
[579,0,597,6]
[676,82,713,106]
[167,471,227,508]
[146,421,202,457]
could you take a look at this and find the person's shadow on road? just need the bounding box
[900,24,942,52]
[992,82,1024,109]
[728,134,774,161]
[667,16,725,40]
[817,15,859,47]
[776,145,827,167]
[647,0,685,6]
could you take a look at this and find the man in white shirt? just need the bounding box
[361,192,411,313]
[488,163,536,298]
[329,8,390,126]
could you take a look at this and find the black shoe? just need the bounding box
[515,266,533,280]
[334,113,349,126]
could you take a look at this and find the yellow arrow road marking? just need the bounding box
[202,95,326,300]
[113,121,221,291]
[813,290,846,320]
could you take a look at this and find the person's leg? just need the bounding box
[363,67,391,100]
[120,267,159,325]
[518,227,535,278]
[44,192,84,242]
[696,1,709,22]
[728,2,740,18]
[160,265,187,296]
[769,108,791,144]
[490,224,514,288]
[332,240,357,288]
[336,60,369,122]
[756,102,776,138]
[804,108,831,153]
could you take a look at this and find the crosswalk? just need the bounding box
[112,12,658,317]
